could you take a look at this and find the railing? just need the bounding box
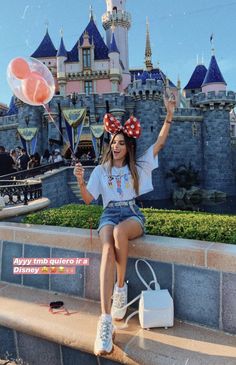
[0,161,65,181]
[0,180,42,206]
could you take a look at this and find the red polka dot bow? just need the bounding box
[103,113,141,139]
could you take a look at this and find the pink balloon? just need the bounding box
[22,72,51,104]
[7,57,55,106]
[10,58,30,80]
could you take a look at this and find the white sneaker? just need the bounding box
[111,282,128,320]
[94,317,115,356]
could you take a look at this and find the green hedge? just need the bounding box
[23,204,236,244]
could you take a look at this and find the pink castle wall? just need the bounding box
[202,83,226,93]
[66,81,82,95]
[96,79,111,93]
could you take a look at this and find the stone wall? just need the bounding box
[1,223,236,334]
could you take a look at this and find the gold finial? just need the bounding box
[111,20,115,33]
[60,28,63,37]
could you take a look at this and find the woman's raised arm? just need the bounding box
[153,97,176,157]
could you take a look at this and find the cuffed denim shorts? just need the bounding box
[98,199,145,234]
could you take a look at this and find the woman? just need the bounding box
[74,97,175,356]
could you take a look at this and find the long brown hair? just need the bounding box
[101,131,139,195]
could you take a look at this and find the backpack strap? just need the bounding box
[114,260,160,329]
[135,259,160,291]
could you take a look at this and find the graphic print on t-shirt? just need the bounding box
[107,170,131,198]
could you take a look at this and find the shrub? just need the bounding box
[23,204,236,244]
[166,163,200,189]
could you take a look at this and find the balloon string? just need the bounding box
[43,104,77,163]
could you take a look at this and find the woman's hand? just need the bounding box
[164,95,176,117]
[73,163,85,185]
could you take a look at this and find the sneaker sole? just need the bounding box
[113,316,124,321]
[94,332,116,356]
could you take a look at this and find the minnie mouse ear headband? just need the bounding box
[103,113,141,139]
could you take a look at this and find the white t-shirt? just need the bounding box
[87,144,158,208]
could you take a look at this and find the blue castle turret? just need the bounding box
[31,29,57,58]
[202,54,227,93]
[192,51,236,196]
[57,35,67,96]
[183,64,207,98]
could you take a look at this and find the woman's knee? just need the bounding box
[113,224,127,243]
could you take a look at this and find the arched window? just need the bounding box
[113,6,117,12]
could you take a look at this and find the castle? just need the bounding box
[0,0,235,199]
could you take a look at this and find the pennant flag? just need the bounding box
[90,124,104,139]
[62,108,86,128]
[17,127,38,142]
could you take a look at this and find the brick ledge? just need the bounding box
[0,222,236,273]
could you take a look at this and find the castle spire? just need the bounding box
[210,33,215,55]
[89,5,94,20]
[145,17,153,71]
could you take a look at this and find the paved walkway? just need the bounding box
[0,282,236,364]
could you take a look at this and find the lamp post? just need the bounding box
[70,92,78,108]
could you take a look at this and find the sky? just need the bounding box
[0,0,236,106]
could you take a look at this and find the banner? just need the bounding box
[90,124,104,139]
[17,127,38,142]
[31,133,38,154]
[92,135,99,159]
[20,136,27,151]
[74,122,84,152]
[62,108,86,128]
[65,121,74,152]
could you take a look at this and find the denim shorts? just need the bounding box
[98,200,145,234]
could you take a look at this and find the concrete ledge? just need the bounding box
[0,222,235,273]
[0,282,236,365]
[0,199,50,220]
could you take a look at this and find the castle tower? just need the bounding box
[193,91,236,195]
[102,0,131,73]
[145,18,153,72]
[108,32,121,92]
[56,33,67,96]
[183,62,207,99]
[201,53,226,93]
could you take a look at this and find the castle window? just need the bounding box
[83,48,91,68]
[113,6,117,12]
[84,81,93,95]
[230,124,235,137]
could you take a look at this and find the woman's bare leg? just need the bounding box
[99,225,116,314]
[113,220,143,287]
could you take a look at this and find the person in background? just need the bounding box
[41,149,53,164]
[18,149,30,170]
[27,154,37,169]
[53,149,63,163]
[10,149,18,171]
[0,146,15,176]
[34,152,41,167]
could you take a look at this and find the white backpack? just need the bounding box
[116,259,174,329]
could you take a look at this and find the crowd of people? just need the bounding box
[0,145,64,176]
